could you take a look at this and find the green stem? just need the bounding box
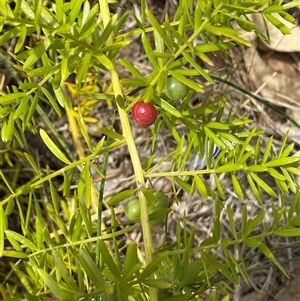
[99,1,157,300]
[210,74,300,129]
[0,139,125,206]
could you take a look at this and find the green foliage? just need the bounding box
[1,0,300,300]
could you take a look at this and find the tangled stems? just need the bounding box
[99,1,157,300]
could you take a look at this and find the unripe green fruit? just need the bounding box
[124,193,169,225]
[165,77,187,101]
[124,199,140,222]
[154,192,168,208]
[148,205,165,226]
[149,192,169,226]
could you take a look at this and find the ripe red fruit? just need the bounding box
[132,101,157,127]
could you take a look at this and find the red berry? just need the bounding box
[132,101,157,127]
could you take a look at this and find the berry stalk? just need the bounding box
[99,2,157,301]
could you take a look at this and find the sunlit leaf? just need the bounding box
[40,129,71,164]
[99,240,121,281]
[288,188,300,224]
[273,227,300,237]
[175,176,192,192]
[52,250,79,292]
[1,112,15,142]
[142,33,160,70]
[14,24,27,53]
[143,278,172,289]
[201,251,238,284]
[243,211,266,239]
[215,164,243,173]
[5,230,38,251]
[231,173,244,199]
[94,53,114,70]
[107,189,137,206]
[169,70,203,92]
[0,92,27,105]
[2,250,28,258]
[23,36,53,69]
[79,202,92,237]
[76,52,91,84]
[263,13,291,35]
[75,248,105,287]
[265,157,299,167]
[153,95,182,118]
[140,251,168,281]
[205,24,251,46]
[146,10,173,53]
[42,87,62,116]
[182,52,214,83]
[37,268,71,300]
[267,168,286,181]
[258,242,289,277]
[247,173,263,204]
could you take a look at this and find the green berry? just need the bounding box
[154,192,168,208]
[124,199,140,222]
[165,77,187,101]
[148,205,165,226]
[148,192,169,226]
